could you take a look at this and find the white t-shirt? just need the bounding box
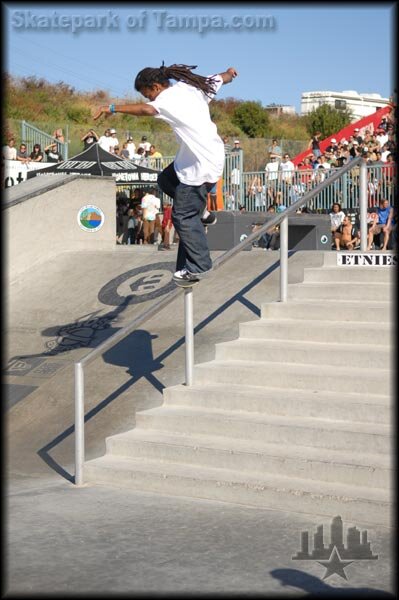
[148,75,224,185]
[3,145,17,160]
[138,141,151,152]
[127,142,136,159]
[279,160,295,180]
[329,210,346,229]
[265,161,279,180]
[108,136,119,152]
[141,194,161,221]
[98,135,112,152]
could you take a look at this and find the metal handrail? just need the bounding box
[74,156,366,485]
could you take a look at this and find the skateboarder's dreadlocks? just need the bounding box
[135,63,217,99]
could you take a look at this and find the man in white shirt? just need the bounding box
[126,137,136,159]
[265,156,279,203]
[138,136,151,153]
[107,129,119,153]
[279,153,296,206]
[98,129,112,152]
[141,189,161,244]
[3,138,17,160]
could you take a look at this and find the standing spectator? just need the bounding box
[148,144,162,158]
[3,138,17,160]
[308,131,322,158]
[231,139,242,152]
[160,199,173,249]
[265,155,279,203]
[268,139,282,160]
[44,142,63,163]
[126,137,136,159]
[81,129,99,149]
[353,128,362,144]
[52,128,65,143]
[16,143,31,163]
[222,136,232,153]
[98,129,111,151]
[30,144,44,162]
[279,152,295,205]
[127,208,137,244]
[138,135,151,152]
[133,147,149,167]
[141,188,161,244]
[108,129,119,153]
[315,155,331,172]
[376,129,389,149]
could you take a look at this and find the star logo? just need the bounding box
[317,546,353,580]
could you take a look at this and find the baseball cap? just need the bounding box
[330,138,337,143]
[354,128,359,132]
[110,128,116,133]
[352,140,359,145]
[234,139,240,143]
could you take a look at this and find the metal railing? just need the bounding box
[21,120,69,160]
[74,156,367,485]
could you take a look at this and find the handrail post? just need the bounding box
[184,288,194,386]
[359,159,368,251]
[280,214,288,302]
[74,362,85,485]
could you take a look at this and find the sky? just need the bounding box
[3,2,395,112]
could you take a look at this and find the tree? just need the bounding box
[232,101,270,138]
[305,104,353,138]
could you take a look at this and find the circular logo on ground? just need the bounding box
[320,235,328,244]
[78,205,105,232]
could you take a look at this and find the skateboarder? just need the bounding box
[93,63,238,287]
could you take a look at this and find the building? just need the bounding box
[300,90,390,122]
[265,103,296,116]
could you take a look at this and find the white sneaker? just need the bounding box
[172,268,200,287]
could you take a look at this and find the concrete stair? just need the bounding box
[85,254,395,526]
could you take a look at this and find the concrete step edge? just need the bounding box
[216,338,392,354]
[85,455,391,503]
[136,405,392,436]
[109,428,393,470]
[240,318,392,332]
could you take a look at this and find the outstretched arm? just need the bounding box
[93,103,157,121]
[219,67,238,84]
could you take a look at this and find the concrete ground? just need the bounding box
[5,246,395,596]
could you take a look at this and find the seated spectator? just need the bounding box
[16,143,31,163]
[113,145,121,156]
[329,202,346,236]
[81,129,99,149]
[30,144,44,162]
[120,143,130,159]
[44,142,63,163]
[333,215,360,251]
[133,147,149,167]
[325,138,338,154]
[367,198,394,251]
[257,205,280,250]
[3,137,17,160]
[141,187,161,244]
[376,128,389,149]
[108,129,119,153]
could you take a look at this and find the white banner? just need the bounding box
[337,253,397,266]
[3,159,49,188]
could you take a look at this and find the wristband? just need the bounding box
[109,103,115,114]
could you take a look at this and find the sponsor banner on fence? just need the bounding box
[337,253,397,266]
[3,159,49,187]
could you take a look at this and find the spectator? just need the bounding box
[279,152,295,205]
[81,129,99,149]
[127,208,137,244]
[30,144,44,162]
[268,139,282,160]
[44,142,63,163]
[308,131,322,158]
[138,135,151,153]
[108,129,119,153]
[141,187,161,244]
[249,175,266,209]
[265,155,279,203]
[367,198,394,251]
[353,127,363,144]
[329,202,346,237]
[98,129,111,151]
[315,154,331,172]
[113,145,121,157]
[231,139,242,152]
[222,136,232,153]
[3,138,17,160]
[208,181,218,212]
[160,198,173,250]
[52,128,65,143]
[126,137,136,159]
[333,215,360,251]
[377,115,389,132]
[16,143,31,163]
[120,143,130,159]
[134,206,144,244]
[258,205,280,250]
[148,144,162,158]
[325,138,338,154]
[133,147,149,167]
